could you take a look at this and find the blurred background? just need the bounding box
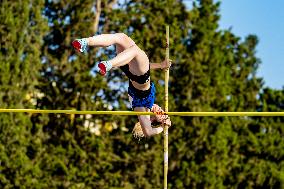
[0,0,283,188]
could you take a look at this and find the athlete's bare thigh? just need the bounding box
[115,35,149,74]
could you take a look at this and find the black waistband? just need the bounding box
[121,64,150,84]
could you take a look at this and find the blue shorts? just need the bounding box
[128,82,156,110]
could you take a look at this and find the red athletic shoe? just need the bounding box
[72,39,87,52]
[98,62,107,76]
[72,40,81,52]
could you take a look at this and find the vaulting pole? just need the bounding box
[163,25,170,189]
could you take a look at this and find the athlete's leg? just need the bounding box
[72,33,135,52]
[98,44,149,75]
[87,33,135,48]
[109,45,148,67]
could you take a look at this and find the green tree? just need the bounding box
[0,0,48,188]
[167,1,283,188]
[1,0,283,188]
[243,88,284,188]
[36,0,132,188]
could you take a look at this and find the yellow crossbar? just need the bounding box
[0,109,283,116]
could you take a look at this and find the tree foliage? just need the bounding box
[0,0,48,188]
[0,0,283,188]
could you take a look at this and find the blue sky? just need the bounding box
[218,0,284,90]
[186,0,284,90]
